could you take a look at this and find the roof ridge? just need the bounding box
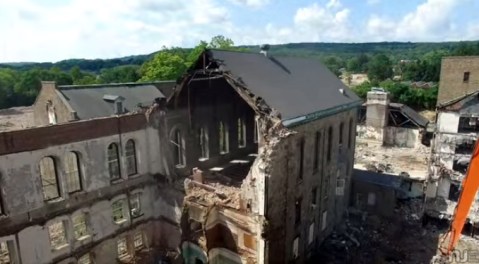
[58,80,175,90]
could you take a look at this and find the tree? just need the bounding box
[367,54,393,83]
[99,65,140,83]
[186,41,208,67]
[139,50,187,81]
[209,35,235,49]
[322,56,344,77]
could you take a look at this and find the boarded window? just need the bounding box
[348,118,353,149]
[292,236,299,259]
[219,121,229,154]
[125,140,138,176]
[321,211,328,231]
[464,71,470,83]
[130,193,141,218]
[65,152,82,193]
[367,192,376,205]
[238,118,246,148]
[308,223,314,245]
[295,198,301,226]
[313,132,320,171]
[199,127,209,160]
[134,232,144,249]
[112,200,126,223]
[40,157,60,200]
[117,238,128,258]
[173,130,186,166]
[327,126,333,162]
[78,253,91,264]
[108,143,121,180]
[48,221,67,249]
[73,213,88,239]
[298,138,305,180]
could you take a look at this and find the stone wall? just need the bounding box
[438,56,479,105]
[33,81,76,126]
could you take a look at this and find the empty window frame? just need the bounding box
[448,183,460,202]
[339,122,344,146]
[253,118,259,143]
[173,129,186,166]
[40,157,60,200]
[117,238,129,258]
[219,121,230,154]
[73,213,88,239]
[311,188,317,206]
[299,137,305,180]
[48,221,68,249]
[134,232,144,249]
[65,151,82,193]
[238,118,246,148]
[125,140,138,176]
[327,126,333,162]
[455,140,476,154]
[308,223,314,245]
[112,200,126,223]
[292,236,299,259]
[458,116,479,133]
[0,241,12,264]
[108,143,121,180]
[348,118,353,149]
[295,198,302,226]
[464,71,470,83]
[313,132,320,171]
[78,253,92,264]
[321,211,328,231]
[199,127,209,160]
[130,193,142,218]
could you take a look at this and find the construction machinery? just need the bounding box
[439,140,479,255]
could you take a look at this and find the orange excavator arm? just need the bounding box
[440,139,479,255]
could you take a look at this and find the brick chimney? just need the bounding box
[366,89,390,143]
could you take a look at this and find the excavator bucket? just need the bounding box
[440,139,479,255]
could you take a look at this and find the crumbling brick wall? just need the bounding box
[33,81,76,126]
[438,56,479,105]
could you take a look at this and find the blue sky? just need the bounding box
[0,0,477,62]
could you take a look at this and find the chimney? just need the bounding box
[260,44,270,57]
[366,88,390,128]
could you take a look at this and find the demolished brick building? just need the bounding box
[0,49,361,263]
[426,56,479,231]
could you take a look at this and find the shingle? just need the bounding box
[208,50,361,120]
[58,82,173,119]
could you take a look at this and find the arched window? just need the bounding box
[65,152,81,193]
[173,130,185,166]
[108,143,121,180]
[199,127,209,160]
[125,140,137,176]
[327,126,333,162]
[40,157,60,200]
[219,121,229,154]
[348,118,354,149]
[237,118,246,148]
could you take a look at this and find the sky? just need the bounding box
[0,0,478,62]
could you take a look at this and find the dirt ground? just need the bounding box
[311,200,479,264]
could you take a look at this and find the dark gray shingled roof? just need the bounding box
[353,169,402,189]
[58,81,172,119]
[208,49,361,120]
[389,103,429,128]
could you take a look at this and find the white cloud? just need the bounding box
[228,0,270,8]
[326,0,342,9]
[365,0,463,41]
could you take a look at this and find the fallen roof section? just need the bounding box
[389,103,429,128]
[58,81,172,119]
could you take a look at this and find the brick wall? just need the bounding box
[0,114,146,155]
[438,56,479,105]
[33,82,76,126]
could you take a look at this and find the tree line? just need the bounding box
[0,38,478,110]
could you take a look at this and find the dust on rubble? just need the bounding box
[311,199,479,264]
[355,140,430,179]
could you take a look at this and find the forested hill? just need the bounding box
[2,41,478,73]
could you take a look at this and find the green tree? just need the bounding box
[351,81,373,99]
[99,65,140,83]
[367,54,393,83]
[322,56,344,77]
[209,35,235,49]
[139,50,187,81]
[186,40,208,67]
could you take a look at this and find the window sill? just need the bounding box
[52,243,69,251]
[45,197,64,203]
[111,178,124,184]
[198,158,209,162]
[128,173,140,178]
[131,212,144,219]
[114,219,128,225]
[220,151,229,155]
[175,164,186,169]
[238,145,246,149]
[76,235,91,241]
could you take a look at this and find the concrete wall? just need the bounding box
[351,180,397,218]
[438,56,479,105]
[265,107,357,263]
[33,82,76,126]
[357,125,421,148]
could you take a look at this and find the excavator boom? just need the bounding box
[440,139,479,255]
